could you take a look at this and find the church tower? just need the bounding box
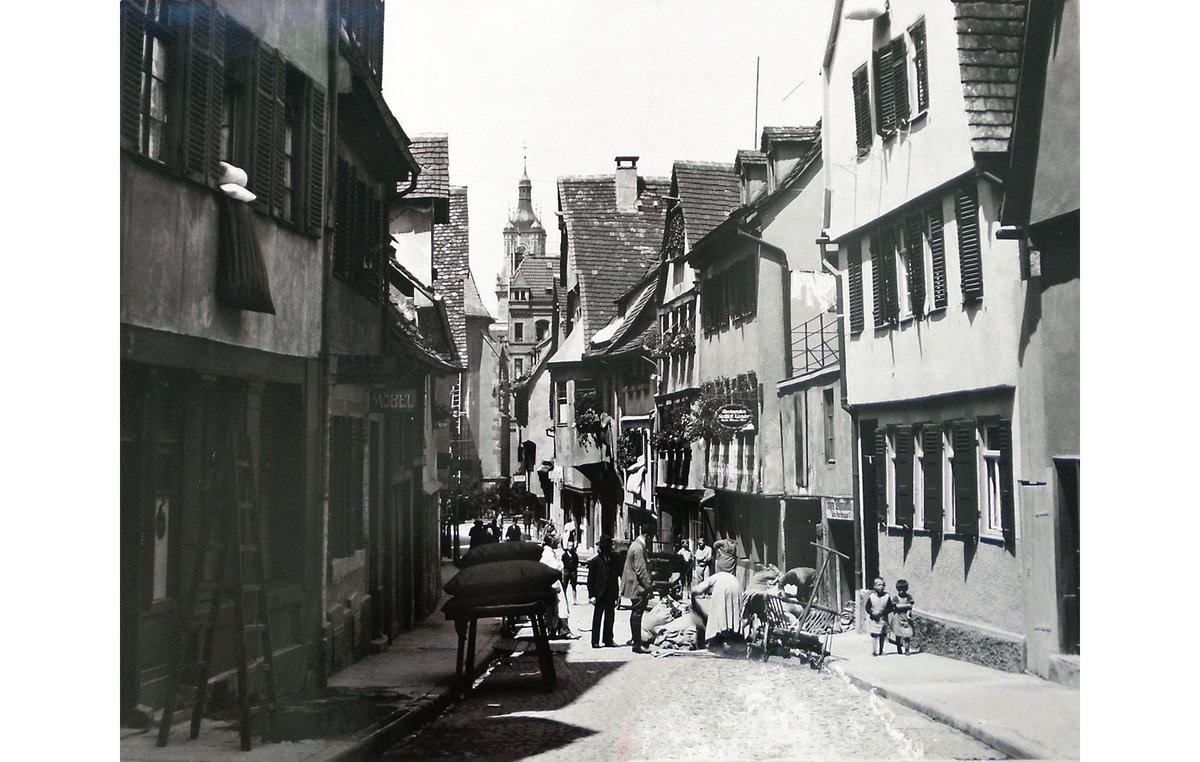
[496,152,547,336]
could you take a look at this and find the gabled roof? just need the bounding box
[672,161,741,246]
[403,134,450,201]
[954,0,1029,154]
[511,256,559,297]
[557,175,668,341]
[462,271,493,321]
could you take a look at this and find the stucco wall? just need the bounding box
[840,181,1024,405]
[120,158,324,358]
[522,366,556,498]
[824,0,976,238]
[224,0,330,83]
[779,374,855,500]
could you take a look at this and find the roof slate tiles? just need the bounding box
[558,175,669,342]
[954,0,1029,154]
[672,161,741,246]
[433,186,471,362]
[403,134,450,199]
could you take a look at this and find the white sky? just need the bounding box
[383,0,836,314]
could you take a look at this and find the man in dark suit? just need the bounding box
[586,534,619,648]
[621,523,656,654]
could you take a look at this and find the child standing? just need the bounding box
[889,579,915,655]
[865,577,892,656]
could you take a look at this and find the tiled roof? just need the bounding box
[511,256,559,298]
[759,125,821,151]
[954,0,1028,154]
[601,273,660,356]
[433,186,471,362]
[736,149,767,167]
[557,175,669,340]
[462,271,493,320]
[401,134,449,198]
[672,161,741,246]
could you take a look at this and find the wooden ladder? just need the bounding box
[156,428,279,751]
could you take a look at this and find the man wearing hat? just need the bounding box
[621,523,656,654]
[586,534,620,648]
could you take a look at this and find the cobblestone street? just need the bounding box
[381,598,1005,761]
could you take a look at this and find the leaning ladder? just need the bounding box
[156,428,279,751]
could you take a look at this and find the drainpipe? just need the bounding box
[316,0,342,689]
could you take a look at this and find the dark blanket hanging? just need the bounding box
[216,193,276,314]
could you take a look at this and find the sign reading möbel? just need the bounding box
[369,389,418,413]
[715,403,753,430]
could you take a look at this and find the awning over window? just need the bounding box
[216,194,275,314]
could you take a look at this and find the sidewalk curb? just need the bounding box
[330,644,509,761]
[831,666,1064,760]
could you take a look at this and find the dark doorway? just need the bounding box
[1055,458,1079,655]
[828,519,856,609]
[783,498,821,570]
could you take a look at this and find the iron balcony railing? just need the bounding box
[791,311,840,376]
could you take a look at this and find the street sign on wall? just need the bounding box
[822,496,854,522]
[369,388,419,413]
[716,403,754,430]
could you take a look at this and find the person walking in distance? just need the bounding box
[561,541,580,604]
[621,522,656,654]
[586,534,620,648]
[865,576,892,656]
[693,536,712,586]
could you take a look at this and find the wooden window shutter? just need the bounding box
[852,65,872,153]
[905,213,926,316]
[956,185,984,302]
[873,45,896,136]
[881,225,899,323]
[998,418,1016,550]
[952,422,978,537]
[181,0,225,184]
[870,232,886,328]
[306,80,327,235]
[891,36,910,125]
[269,54,288,217]
[910,19,929,113]
[848,242,865,334]
[334,158,350,276]
[928,205,948,309]
[120,1,147,150]
[921,426,943,532]
[248,40,281,212]
[894,425,914,528]
[874,428,888,526]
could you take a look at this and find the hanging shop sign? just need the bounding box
[822,496,855,522]
[335,355,399,383]
[369,388,419,413]
[715,403,754,430]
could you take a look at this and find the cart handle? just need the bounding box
[810,541,851,561]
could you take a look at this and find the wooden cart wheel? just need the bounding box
[762,623,773,662]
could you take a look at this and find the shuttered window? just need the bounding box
[928,204,948,309]
[700,256,757,332]
[997,419,1015,549]
[334,159,386,299]
[894,425,914,528]
[951,422,979,537]
[921,425,943,532]
[873,35,910,137]
[874,428,888,526]
[909,18,929,114]
[852,64,872,154]
[847,242,865,334]
[180,0,225,184]
[872,229,899,326]
[870,232,886,328]
[905,213,926,316]
[956,186,984,302]
[121,1,176,162]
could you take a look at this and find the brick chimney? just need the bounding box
[615,156,639,213]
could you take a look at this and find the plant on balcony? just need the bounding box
[431,400,453,428]
[668,330,695,353]
[574,388,608,448]
[617,430,644,469]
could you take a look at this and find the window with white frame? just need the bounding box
[913,425,926,528]
[981,422,1005,536]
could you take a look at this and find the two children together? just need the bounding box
[865,576,915,656]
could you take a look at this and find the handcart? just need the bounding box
[743,542,851,666]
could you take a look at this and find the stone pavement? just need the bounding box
[121,546,1080,761]
[827,631,1080,760]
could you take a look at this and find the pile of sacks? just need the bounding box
[441,541,561,619]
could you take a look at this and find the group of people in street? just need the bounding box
[865,576,916,655]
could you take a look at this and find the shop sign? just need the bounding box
[335,355,399,383]
[369,388,419,413]
[716,403,753,430]
[823,496,854,521]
